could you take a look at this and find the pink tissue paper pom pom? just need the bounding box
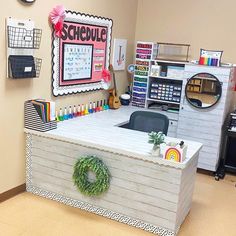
[54,21,63,37]
[102,69,111,83]
[49,5,66,25]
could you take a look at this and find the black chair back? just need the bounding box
[128,111,169,135]
[189,98,202,107]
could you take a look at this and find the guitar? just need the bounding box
[108,64,121,109]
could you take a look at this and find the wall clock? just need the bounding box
[20,0,35,3]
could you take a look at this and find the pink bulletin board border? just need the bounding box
[52,10,113,96]
[60,22,108,86]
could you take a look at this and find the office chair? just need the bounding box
[128,111,169,135]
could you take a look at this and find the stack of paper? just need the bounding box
[31,99,55,123]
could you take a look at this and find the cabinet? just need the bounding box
[131,44,236,171]
[145,60,186,138]
[186,78,202,93]
[186,75,218,94]
[146,60,185,112]
[131,41,157,108]
[215,112,236,179]
[177,64,235,171]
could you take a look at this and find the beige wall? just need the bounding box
[3,0,236,194]
[136,0,236,63]
[0,0,138,193]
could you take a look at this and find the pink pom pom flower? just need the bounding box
[49,5,66,38]
[102,69,111,83]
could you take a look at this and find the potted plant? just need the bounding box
[148,131,165,156]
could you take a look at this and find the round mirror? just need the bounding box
[185,73,222,109]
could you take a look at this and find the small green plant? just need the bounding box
[148,131,165,149]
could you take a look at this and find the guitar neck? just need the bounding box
[113,72,118,96]
[108,64,118,96]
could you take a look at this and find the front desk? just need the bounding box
[25,106,202,236]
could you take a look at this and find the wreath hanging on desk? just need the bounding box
[73,156,110,196]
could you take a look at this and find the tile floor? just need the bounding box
[0,173,236,236]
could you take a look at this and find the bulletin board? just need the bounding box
[52,10,113,96]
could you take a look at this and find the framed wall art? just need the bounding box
[112,38,127,71]
[51,9,113,96]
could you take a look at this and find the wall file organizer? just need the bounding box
[6,17,42,79]
[7,26,42,49]
[24,100,57,132]
[8,55,42,78]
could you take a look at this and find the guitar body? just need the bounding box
[108,64,121,109]
[108,88,121,109]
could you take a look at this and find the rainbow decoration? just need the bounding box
[164,148,181,162]
[199,57,219,66]
[198,49,223,67]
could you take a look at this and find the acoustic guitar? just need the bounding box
[108,64,121,109]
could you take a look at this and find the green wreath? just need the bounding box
[73,156,110,197]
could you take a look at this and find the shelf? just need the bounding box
[186,90,200,94]
[152,59,188,65]
[134,75,148,79]
[132,90,147,94]
[188,83,201,86]
[135,58,151,62]
[224,165,236,172]
[133,81,148,86]
[133,87,147,93]
[135,69,149,73]
[134,73,149,77]
[147,98,180,105]
[149,75,183,81]
[136,52,152,56]
[193,76,217,81]
[155,43,190,62]
[134,61,149,67]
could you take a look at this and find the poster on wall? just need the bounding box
[112,39,127,71]
[51,10,113,96]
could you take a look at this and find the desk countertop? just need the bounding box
[25,106,202,169]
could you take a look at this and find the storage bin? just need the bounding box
[24,100,57,132]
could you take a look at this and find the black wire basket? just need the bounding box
[7,26,42,49]
[8,55,42,79]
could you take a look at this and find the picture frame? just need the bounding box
[112,38,127,71]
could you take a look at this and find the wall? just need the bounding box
[0,0,138,193]
[136,0,236,63]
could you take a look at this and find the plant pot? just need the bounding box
[151,145,160,156]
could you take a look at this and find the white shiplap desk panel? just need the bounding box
[178,65,235,171]
[25,106,202,236]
